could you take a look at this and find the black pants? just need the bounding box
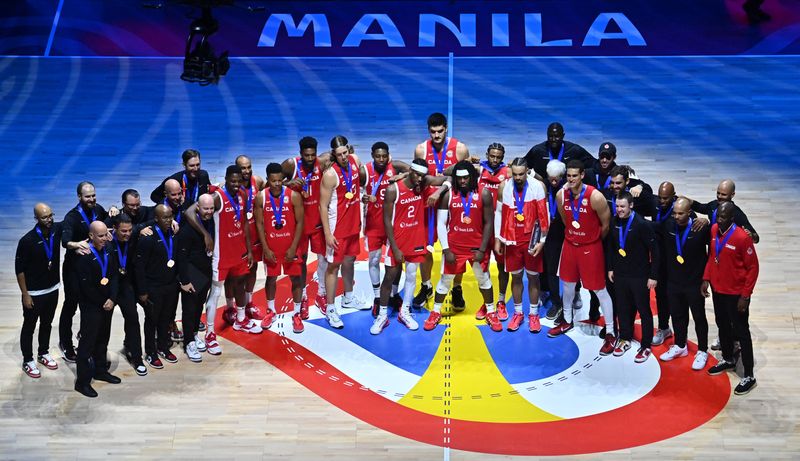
[181,278,210,349]
[117,281,143,359]
[668,282,708,351]
[614,276,653,348]
[75,302,114,386]
[654,278,670,331]
[713,292,754,376]
[143,284,179,355]
[543,233,563,308]
[58,261,79,349]
[21,290,59,362]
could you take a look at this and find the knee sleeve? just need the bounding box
[368,250,382,285]
[402,263,418,307]
[316,256,328,294]
[472,263,492,290]
[561,281,577,323]
[595,287,615,334]
[436,273,455,295]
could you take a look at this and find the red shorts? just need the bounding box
[326,234,360,263]
[383,245,427,267]
[443,247,491,275]
[250,243,263,264]
[365,233,387,252]
[213,260,250,282]
[558,239,606,291]
[299,229,324,256]
[489,237,504,265]
[504,244,543,274]
[265,254,302,277]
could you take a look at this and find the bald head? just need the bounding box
[89,221,109,248]
[197,193,215,220]
[716,179,736,202]
[154,204,174,232]
[236,155,253,181]
[198,193,214,208]
[165,179,181,195]
[164,179,183,207]
[657,181,676,209]
[34,202,55,231]
[717,201,735,231]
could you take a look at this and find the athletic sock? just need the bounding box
[294,302,301,315]
[486,302,496,313]
[379,305,388,316]
[530,302,540,316]
[344,291,354,304]
[267,299,275,312]
[372,285,380,297]
[498,292,506,303]
[515,303,523,314]
[423,280,432,289]
[433,302,442,313]
[236,306,246,322]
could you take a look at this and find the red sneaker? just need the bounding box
[547,322,574,338]
[261,308,276,329]
[496,301,508,321]
[599,334,616,356]
[634,347,652,363]
[371,297,380,318]
[507,312,524,332]
[222,307,237,326]
[300,296,309,320]
[245,303,264,321]
[475,304,487,320]
[316,294,327,315]
[292,313,304,334]
[423,311,442,331]
[485,312,502,332]
[528,314,541,333]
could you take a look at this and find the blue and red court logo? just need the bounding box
[219,251,730,456]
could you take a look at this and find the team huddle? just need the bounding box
[15,113,760,398]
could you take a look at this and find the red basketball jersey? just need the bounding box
[447,189,484,252]
[328,155,361,239]
[390,180,427,258]
[261,186,297,255]
[364,162,396,238]
[478,164,509,204]
[293,158,323,236]
[212,185,247,266]
[243,176,259,247]
[562,184,602,245]
[425,137,459,176]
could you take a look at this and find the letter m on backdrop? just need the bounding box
[259,14,332,47]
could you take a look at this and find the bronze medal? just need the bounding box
[462,216,472,224]
[100,277,109,286]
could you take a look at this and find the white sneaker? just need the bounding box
[710,337,721,351]
[341,294,369,311]
[37,353,58,370]
[398,309,419,331]
[186,342,202,363]
[233,317,263,334]
[23,360,41,378]
[652,328,673,346]
[370,314,390,335]
[327,309,344,329]
[692,351,709,370]
[194,333,207,352]
[659,344,688,362]
[205,332,222,356]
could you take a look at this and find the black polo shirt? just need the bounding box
[524,140,595,180]
[150,169,211,206]
[61,203,108,265]
[15,223,63,292]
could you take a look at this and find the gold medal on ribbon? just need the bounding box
[100,277,109,286]
[345,191,354,200]
[572,221,581,229]
[676,255,685,264]
[167,259,175,268]
[618,248,627,257]
[515,213,525,222]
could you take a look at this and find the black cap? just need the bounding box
[598,142,616,158]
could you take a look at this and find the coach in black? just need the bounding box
[15,203,63,378]
[75,221,121,398]
[111,214,147,376]
[150,149,211,207]
[607,192,659,363]
[524,122,595,180]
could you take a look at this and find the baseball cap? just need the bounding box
[598,142,616,158]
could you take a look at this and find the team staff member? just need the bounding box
[59,181,111,362]
[112,214,147,376]
[255,163,305,333]
[587,142,618,192]
[15,203,62,378]
[115,189,155,234]
[651,182,677,346]
[524,122,594,181]
[691,179,759,244]
[659,197,711,370]
[151,148,211,206]
[703,202,760,395]
[177,194,216,362]
[74,221,121,398]
[607,192,659,363]
[135,205,180,368]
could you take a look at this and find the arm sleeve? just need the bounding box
[740,237,759,297]
[494,204,503,240]
[437,210,449,250]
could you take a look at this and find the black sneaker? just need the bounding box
[159,350,178,363]
[371,297,380,318]
[545,303,562,321]
[734,376,757,395]
[707,360,736,376]
[132,360,148,376]
[451,286,465,312]
[145,354,164,369]
[94,371,122,384]
[589,304,601,323]
[390,294,403,310]
[59,343,77,363]
[413,284,433,308]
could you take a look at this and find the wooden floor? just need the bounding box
[0,55,799,459]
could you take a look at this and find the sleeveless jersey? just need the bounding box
[478,164,509,204]
[243,176,259,248]
[293,158,323,236]
[364,162,396,238]
[498,178,549,246]
[425,137,459,176]
[391,180,427,258]
[261,186,297,255]
[211,185,247,266]
[562,184,602,245]
[328,155,362,239]
[447,189,484,252]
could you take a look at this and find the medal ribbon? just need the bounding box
[618,211,636,252]
[154,225,174,262]
[182,173,199,203]
[712,208,718,224]
[595,174,612,190]
[88,245,108,280]
[432,137,449,174]
[163,198,182,224]
[547,185,557,219]
[113,235,128,270]
[36,226,54,265]
[480,160,506,175]
[427,208,435,247]
[675,218,692,259]
[714,223,736,262]
[76,204,97,228]
[222,188,241,222]
[339,159,353,195]
[569,185,587,226]
[460,191,473,221]
[514,181,528,217]
[549,144,565,162]
[297,158,315,194]
[268,187,285,229]
[656,202,674,223]
[371,162,386,197]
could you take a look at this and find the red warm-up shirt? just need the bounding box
[703,223,759,297]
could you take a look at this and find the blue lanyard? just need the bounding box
[76,204,96,229]
[656,202,674,223]
[618,212,636,251]
[549,144,564,162]
[460,191,473,220]
[113,235,128,270]
[371,162,386,196]
[569,186,587,224]
[297,158,315,193]
[432,138,449,174]
[154,225,174,261]
[514,182,528,216]
[712,208,718,224]
[163,198,182,224]
[35,226,54,263]
[88,245,108,279]
[480,160,505,174]
[714,224,736,262]
[182,173,198,203]
[222,188,241,221]
[338,158,353,194]
[241,182,254,213]
[675,218,692,258]
[596,174,611,190]
[268,187,285,227]
[547,186,557,219]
